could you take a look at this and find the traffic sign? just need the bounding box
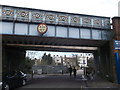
[37,24,48,34]
[114,40,120,50]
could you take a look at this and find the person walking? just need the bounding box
[73,67,77,78]
[69,66,72,77]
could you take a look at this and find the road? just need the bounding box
[16,74,87,89]
[15,70,119,89]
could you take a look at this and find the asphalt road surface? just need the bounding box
[16,74,87,89]
[15,70,119,90]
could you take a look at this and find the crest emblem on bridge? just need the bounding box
[37,24,48,34]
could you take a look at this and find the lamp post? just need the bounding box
[83,54,86,76]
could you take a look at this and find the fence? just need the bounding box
[32,65,69,74]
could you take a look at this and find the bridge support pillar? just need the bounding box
[96,43,113,81]
[2,45,26,72]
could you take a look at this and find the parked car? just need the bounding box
[0,81,2,90]
[2,71,27,90]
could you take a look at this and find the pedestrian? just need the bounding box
[86,67,95,80]
[61,70,63,75]
[91,67,95,80]
[69,66,72,77]
[31,70,34,79]
[73,67,76,77]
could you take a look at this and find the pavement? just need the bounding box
[85,75,120,89]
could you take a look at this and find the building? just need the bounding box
[77,53,94,68]
[53,55,63,65]
[110,17,120,83]
[63,55,77,67]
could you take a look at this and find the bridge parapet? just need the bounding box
[0,5,113,40]
[0,5,111,29]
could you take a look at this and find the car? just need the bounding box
[0,81,2,90]
[2,71,27,90]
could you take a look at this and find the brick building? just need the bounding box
[112,17,120,40]
[110,17,120,83]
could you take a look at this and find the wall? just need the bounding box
[2,46,26,73]
[110,17,120,83]
[111,17,120,83]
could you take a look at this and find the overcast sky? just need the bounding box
[1,0,120,17]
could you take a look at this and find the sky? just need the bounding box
[0,0,120,17]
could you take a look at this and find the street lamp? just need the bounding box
[82,54,86,76]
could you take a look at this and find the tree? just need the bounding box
[41,53,53,65]
[41,53,47,65]
[47,54,53,65]
[19,57,35,73]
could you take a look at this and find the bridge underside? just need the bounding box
[2,34,108,52]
